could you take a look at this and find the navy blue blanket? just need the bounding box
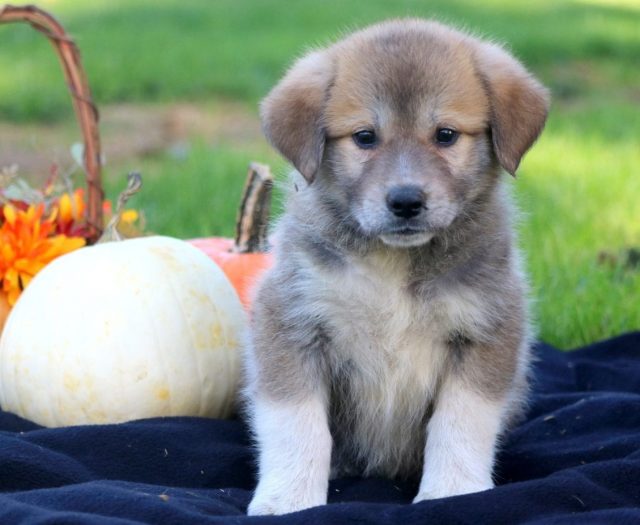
[2,333,639,523]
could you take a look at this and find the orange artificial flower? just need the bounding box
[56,188,87,237]
[58,188,85,224]
[0,202,85,305]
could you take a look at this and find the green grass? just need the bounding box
[1,0,638,121]
[103,141,286,240]
[517,101,640,346]
[1,0,639,348]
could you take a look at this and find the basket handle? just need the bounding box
[0,4,103,243]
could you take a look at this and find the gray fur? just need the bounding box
[245,18,548,487]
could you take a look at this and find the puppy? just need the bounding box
[245,19,549,515]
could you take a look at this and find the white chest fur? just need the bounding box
[304,250,473,477]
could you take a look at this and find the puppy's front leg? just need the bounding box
[248,392,332,515]
[413,374,507,502]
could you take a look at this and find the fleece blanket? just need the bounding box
[1,332,639,524]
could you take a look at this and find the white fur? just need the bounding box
[439,285,499,338]
[303,248,498,478]
[414,376,506,501]
[379,231,434,248]
[248,394,332,515]
[315,251,447,476]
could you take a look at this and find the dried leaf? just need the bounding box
[70,142,85,171]
[2,180,43,206]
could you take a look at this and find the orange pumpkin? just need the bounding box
[0,293,10,335]
[190,163,274,310]
[189,237,272,309]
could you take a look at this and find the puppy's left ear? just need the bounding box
[474,42,550,176]
[260,50,334,183]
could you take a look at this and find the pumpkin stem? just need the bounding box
[234,163,273,253]
[98,172,143,243]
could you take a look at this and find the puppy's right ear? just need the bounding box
[260,51,333,183]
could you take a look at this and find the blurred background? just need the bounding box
[0,0,638,348]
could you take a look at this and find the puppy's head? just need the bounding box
[261,20,549,248]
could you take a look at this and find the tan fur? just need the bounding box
[245,19,549,515]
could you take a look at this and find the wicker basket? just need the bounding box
[0,4,104,243]
[0,4,273,309]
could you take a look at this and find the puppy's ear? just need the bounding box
[260,51,333,183]
[474,43,550,176]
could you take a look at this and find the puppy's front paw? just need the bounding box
[247,485,326,516]
[413,478,494,503]
[247,497,277,516]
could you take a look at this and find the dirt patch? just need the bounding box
[0,100,263,182]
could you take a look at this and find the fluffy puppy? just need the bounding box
[244,19,549,515]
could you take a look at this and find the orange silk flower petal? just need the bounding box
[0,203,86,306]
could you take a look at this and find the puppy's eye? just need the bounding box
[435,128,459,146]
[352,130,377,149]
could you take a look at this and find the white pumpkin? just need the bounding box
[0,236,247,427]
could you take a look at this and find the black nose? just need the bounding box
[386,186,425,219]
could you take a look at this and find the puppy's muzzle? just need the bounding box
[386,185,426,219]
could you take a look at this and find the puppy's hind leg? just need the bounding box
[248,392,332,515]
